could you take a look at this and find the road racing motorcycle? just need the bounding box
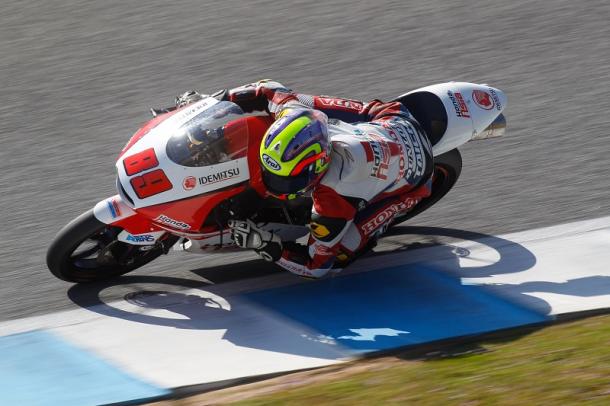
[47,82,507,282]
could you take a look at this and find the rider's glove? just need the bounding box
[229,80,289,113]
[228,84,267,113]
[175,90,206,107]
[228,219,283,262]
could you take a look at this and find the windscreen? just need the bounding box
[166,101,249,167]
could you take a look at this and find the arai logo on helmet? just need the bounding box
[262,154,281,171]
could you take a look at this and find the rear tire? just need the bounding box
[335,149,462,268]
[392,148,462,225]
[46,210,178,283]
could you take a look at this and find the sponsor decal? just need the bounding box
[384,120,426,184]
[312,242,332,256]
[277,257,312,276]
[126,234,156,243]
[360,199,417,236]
[176,98,216,121]
[107,198,122,219]
[198,167,241,185]
[447,90,471,118]
[316,97,363,112]
[362,121,427,185]
[488,88,503,111]
[366,133,391,180]
[118,230,165,245]
[154,214,190,230]
[183,176,196,190]
[381,126,407,181]
[310,222,331,239]
[472,90,494,110]
[262,154,281,171]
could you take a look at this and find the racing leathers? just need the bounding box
[228,81,434,279]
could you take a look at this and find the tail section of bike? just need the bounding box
[395,81,507,156]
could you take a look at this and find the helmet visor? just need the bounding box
[261,167,316,196]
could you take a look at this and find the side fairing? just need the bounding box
[116,98,251,209]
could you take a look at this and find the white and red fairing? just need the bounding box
[93,83,507,250]
[396,82,507,155]
[93,97,273,248]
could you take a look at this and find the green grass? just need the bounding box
[233,315,610,405]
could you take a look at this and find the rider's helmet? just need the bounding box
[259,108,331,197]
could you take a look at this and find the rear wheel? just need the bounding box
[392,148,462,226]
[335,149,462,268]
[46,210,178,283]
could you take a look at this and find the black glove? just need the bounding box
[228,219,283,261]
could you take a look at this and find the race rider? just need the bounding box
[176,80,434,279]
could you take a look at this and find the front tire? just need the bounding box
[46,210,178,283]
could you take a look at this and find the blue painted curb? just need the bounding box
[246,264,550,352]
[0,330,169,406]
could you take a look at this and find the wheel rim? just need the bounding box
[69,226,163,273]
[390,162,457,226]
[430,165,450,198]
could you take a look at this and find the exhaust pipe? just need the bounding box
[471,113,506,141]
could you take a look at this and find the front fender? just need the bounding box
[93,195,162,235]
[93,195,136,224]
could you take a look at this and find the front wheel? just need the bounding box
[46,210,178,283]
[392,148,462,225]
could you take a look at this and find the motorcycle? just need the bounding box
[46,82,507,283]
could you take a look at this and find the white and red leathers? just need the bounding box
[229,81,434,278]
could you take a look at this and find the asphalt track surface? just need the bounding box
[1,0,609,321]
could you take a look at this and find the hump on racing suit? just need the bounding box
[228,80,434,278]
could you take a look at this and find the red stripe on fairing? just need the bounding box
[107,212,162,234]
[111,198,122,217]
[290,152,327,175]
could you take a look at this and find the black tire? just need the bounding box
[335,149,462,268]
[46,210,178,283]
[391,148,462,225]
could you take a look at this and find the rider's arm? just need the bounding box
[228,80,304,114]
[229,184,358,279]
[228,80,411,123]
[271,184,360,279]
